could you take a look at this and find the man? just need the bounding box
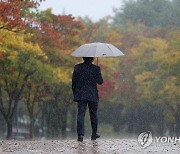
[72,57,103,142]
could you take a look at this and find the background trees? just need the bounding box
[0,0,44,31]
[0,0,179,139]
[0,30,46,138]
[113,0,180,27]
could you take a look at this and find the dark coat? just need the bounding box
[72,62,103,103]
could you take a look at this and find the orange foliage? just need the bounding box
[0,53,3,59]
[121,32,140,51]
[36,13,84,51]
[0,0,43,31]
[98,80,115,100]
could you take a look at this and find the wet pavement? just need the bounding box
[0,139,179,154]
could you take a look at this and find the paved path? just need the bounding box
[0,139,179,154]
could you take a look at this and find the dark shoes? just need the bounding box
[91,134,100,140]
[77,135,83,142]
[77,134,100,141]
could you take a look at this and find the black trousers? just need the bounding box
[77,101,98,136]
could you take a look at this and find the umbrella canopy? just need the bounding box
[71,42,124,57]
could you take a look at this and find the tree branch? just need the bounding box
[27,83,32,116]
[0,25,19,33]
[0,83,7,118]
[10,71,36,118]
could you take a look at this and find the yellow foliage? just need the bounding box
[154,50,180,66]
[0,30,46,59]
[54,67,71,84]
[135,71,155,100]
[106,30,122,47]
[158,76,180,106]
[132,37,168,58]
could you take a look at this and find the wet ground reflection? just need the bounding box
[91,141,99,154]
[77,142,86,154]
[1,139,179,154]
[77,140,99,154]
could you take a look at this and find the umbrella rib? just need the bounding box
[87,45,91,57]
[106,44,115,57]
[95,44,98,57]
[86,44,93,57]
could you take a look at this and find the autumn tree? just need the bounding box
[31,9,84,65]
[24,63,54,139]
[0,30,45,139]
[78,16,111,43]
[24,9,84,138]
[0,0,43,32]
[131,34,179,135]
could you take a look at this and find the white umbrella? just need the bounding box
[71,42,124,57]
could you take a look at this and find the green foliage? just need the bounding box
[113,0,180,27]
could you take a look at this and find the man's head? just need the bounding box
[83,57,94,63]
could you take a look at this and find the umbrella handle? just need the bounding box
[97,57,98,66]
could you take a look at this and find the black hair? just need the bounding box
[83,57,94,63]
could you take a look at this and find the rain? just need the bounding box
[0,0,179,153]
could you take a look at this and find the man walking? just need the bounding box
[72,57,103,141]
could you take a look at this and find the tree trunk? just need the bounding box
[175,104,180,136]
[127,113,134,134]
[176,117,180,136]
[30,119,34,139]
[70,109,76,134]
[61,124,67,139]
[6,119,13,139]
[47,123,51,138]
[61,108,67,139]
